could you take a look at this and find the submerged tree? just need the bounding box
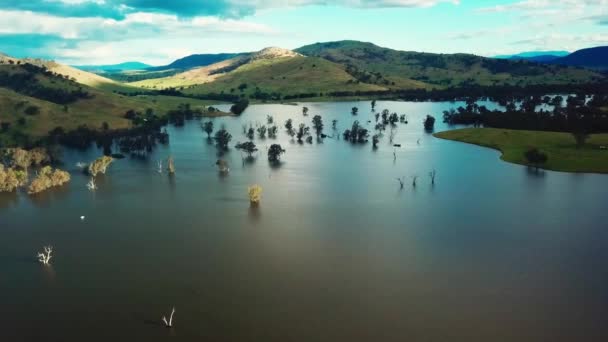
[37,245,53,265]
[429,169,437,185]
[0,165,28,192]
[201,121,214,139]
[248,184,263,204]
[257,125,267,139]
[424,115,436,132]
[246,126,255,140]
[267,115,274,125]
[167,156,175,174]
[381,109,390,125]
[411,175,418,188]
[343,121,369,143]
[389,113,399,126]
[88,156,113,177]
[296,123,310,143]
[312,115,324,138]
[268,125,278,138]
[372,134,380,149]
[28,166,70,194]
[284,119,295,139]
[162,307,175,328]
[216,159,230,173]
[371,100,376,111]
[268,144,286,162]
[396,177,405,189]
[4,147,50,170]
[351,107,358,116]
[236,141,258,157]
[302,107,309,116]
[214,127,232,151]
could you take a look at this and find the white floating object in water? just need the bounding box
[80,216,85,220]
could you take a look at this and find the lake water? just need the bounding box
[2,101,608,341]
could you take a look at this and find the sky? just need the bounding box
[0,0,606,65]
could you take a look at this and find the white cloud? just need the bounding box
[0,9,276,40]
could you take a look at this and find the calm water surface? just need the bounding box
[1,101,608,341]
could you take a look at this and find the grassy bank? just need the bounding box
[0,90,229,147]
[434,128,608,174]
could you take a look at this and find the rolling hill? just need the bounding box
[550,46,608,70]
[0,58,225,147]
[130,47,389,97]
[295,41,602,88]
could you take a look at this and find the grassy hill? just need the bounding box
[131,47,390,97]
[295,41,604,89]
[0,53,143,94]
[0,62,225,147]
[185,55,388,97]
[128,41,604,98]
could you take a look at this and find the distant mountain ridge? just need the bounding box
[550,46,608,70]
[74,62,152,72]
[147,53,241,71]
[494,51,570,59]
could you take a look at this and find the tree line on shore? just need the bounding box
[117,81,608,105]
[442,93,608,134]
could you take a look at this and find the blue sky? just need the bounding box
[0,0,606,65]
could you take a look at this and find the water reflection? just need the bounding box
[0,191,19,209]
[248,204,262,223]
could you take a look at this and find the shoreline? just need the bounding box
[434,128,608,174]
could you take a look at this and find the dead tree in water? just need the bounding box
[216,159,230,173]
[429,169,436,185]
[37,246,53,265]
[411,175,418,188]
[396,177,405,189]
[162,307,175,328]
[167,157,175,174]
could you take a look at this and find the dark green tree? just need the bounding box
[296,123,310,143]
[214,127,232,151]
[285,119,295,140]
[312,115,324,138]
[201,121,214,139]
[524,148,548,170]
[236,141,258,157]
[268,144,286,162]
[424,115,436,132]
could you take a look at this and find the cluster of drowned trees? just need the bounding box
[0,147,117,195]
[0,148,69,194]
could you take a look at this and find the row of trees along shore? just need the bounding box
[115,81,608,103]
[442,93,608,133]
